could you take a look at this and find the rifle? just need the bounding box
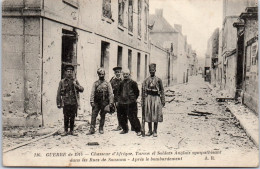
[141,104,146,137]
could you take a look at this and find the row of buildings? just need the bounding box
[205,0,258,113]
[2,0,198,126]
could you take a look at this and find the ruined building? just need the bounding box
[2,0,150,126]
[221,0,257,97]
[234,7,258,113]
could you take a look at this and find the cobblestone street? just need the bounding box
[3,75,258,167]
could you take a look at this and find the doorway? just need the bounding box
[101,41,110,75]
[236,33,244,98]
[61,29,77,79]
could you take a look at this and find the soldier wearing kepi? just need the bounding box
[110,66,123,131]
[88,68,114,135]
[57,65,84,136]
[142,63,165,137]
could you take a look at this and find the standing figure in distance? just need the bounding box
[57,65,84,136]
[110,66,123,131]
[142,63,165,137]
[88,68,113,135]
[117,68,142,136]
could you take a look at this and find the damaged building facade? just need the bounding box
[2,0,151,126]
[233,7,258,113]
[206,0,258,113]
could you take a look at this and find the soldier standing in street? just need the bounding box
[88,68,114,135]
[142,63,165,137]
[110,66,123,131]
[117,68,142,136]
[56,65,84,136]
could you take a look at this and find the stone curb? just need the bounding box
[206,82,259,147]
[226,104,259,147]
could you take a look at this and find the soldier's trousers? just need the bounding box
[90,103,107,129]
[115,102,122,127]
[63,104,77,132]
[118,102,141,132]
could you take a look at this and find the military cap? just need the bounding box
[97,67,105,74]
[65,65,74,71]
[149,63,156,71]
[113,66,122,71]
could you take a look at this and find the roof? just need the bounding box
[149,14,178,33]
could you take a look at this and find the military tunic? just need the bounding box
[90,79,113,129]
[142,76,165,122]
[110,76,123,102]
[56,78,84,132]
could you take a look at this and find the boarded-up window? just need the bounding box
[128,0,133,32]
[138,0,142,37]
[103,0,112,19]
[118,0,125,26]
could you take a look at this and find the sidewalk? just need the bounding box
[206,82,259,146]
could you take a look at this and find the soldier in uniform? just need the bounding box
[57,65,84,136]
[88,68,114,135]
[110,66,123,131]
[142,63,165,137]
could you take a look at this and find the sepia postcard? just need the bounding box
[2,0,259,167]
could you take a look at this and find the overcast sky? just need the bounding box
[150,0,223,58]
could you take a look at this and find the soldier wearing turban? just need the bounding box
[88,68,114,135]
[142,63,165,137]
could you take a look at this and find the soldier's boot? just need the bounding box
[69,131,78,136]
[153,122,158,137]
[87,125,95,135]
[99,127,104,134]
[61,131,68,136]
[146,122,153,136]
[99,113,106,134]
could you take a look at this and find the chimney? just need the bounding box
[174,24,182,33]
[155,9,163,17]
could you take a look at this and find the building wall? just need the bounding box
[216,30,224,89]
[150,43,169,86]
[2,0,150,126]
[243,18,258,113]
[2,16,43,126]
[150,31,188,84]
[222,0,258,98]
[225,52,236,97]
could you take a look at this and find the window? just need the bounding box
[118,0,125,26]
[103,0,112,19]
[128,0,133,32]
[128,50,132,72]
[117,46,123,67]
[144,6,148,40]
[138,0,142,37]
[137,53,141,81]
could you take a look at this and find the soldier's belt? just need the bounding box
[147,90,159,96]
